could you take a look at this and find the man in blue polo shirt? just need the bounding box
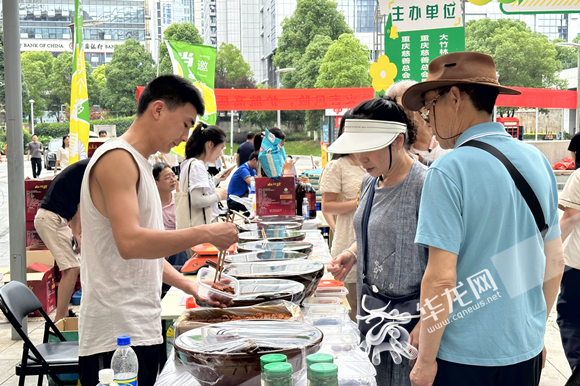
[227,151,258,214]
[402,52,564,386]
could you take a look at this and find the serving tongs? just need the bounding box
[213,213,236,283]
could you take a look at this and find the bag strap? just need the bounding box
[460,140,548,238]
[361,177,379,279]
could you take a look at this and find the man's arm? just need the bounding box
[543,237,565,318]
[27,147,30,160]
[571,152,576,163]
[410,246,458,386]
[236,153,240,167]
[560,207,580,242]
[69,206,82,253]
[162,260,229,307]
[91,149,238,260]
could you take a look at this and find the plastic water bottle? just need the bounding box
[111,335,138,386]
[250,176,256,194]
[302,198,309,218]
[97,369,118,386]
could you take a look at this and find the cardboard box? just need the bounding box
[255,176,296,217]
[50,317,78,342]
[25,178,53,222]
[26,221,48,250]
[1,261,56,317]
[49,318,79,385]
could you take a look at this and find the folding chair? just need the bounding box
[0,281,79,386]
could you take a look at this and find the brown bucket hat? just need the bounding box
[401,52,521,111]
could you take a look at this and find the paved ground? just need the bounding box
[0,159,575,385]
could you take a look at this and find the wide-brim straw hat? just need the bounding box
[402,52,521,111]
[327,119,407,154]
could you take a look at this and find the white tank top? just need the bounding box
[78,138,165,356]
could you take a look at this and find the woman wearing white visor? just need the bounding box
[327,97,428,385]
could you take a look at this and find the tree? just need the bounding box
[315,34,371,89]
[158,23,203,75]
[274,0,351,75]
[21,51,56,119]
[282,35,333,131]
[93,64,107,107]
[465,19,565,90]
[554,38,578,70]
[48,52,100,120]
[216,42,254,88]
[287,35,333,89]
[102,39,155,116]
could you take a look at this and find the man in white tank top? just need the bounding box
[78,75,238,386]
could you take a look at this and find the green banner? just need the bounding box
[385,25,465,83]
[165,40,217,126]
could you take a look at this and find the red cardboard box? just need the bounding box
[255,176,296,217]
[25,178,53,222]
[26,221,47,250]
[0,261,56,317]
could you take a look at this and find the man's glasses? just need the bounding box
[163,174,176,181]
[420,88,451,123]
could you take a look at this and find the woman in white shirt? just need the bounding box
[179,123,232,224]
[55,135,70,174]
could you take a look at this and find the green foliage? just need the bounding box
[216,43,253,82]
[284,140,321,157]
[37,135,52,149]
[158,23,203,75]
[23,128,32,151]
[34,116,135,138]
[102,40,155,115]
[273,0,351,72]
[49,52,73,108]
[241,110,277,129]
[574,35,580,44]
[21,51,55,116]
[315,34,371,88]
[286,35,333,89]
[553,38,578,70]
[465,19,565,90]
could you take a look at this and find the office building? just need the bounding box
[203,0,376,86]
[15,0,148,67]
[149,0,195,63]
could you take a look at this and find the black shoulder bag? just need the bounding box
[358,177,421,338]
[460,140,548,237]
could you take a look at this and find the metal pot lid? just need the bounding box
[235,279,305,300]
[225,251,307,263]
[237,241,313,253]
[238,230,306,242]
[239,222,303,232]
[175,320,323,353]
[224,260,325,277]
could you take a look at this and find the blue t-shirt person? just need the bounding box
[415,122,561,367]
[227,162,256,200]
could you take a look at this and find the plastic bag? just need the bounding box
[552,157,575,170]
[258,128,287,179]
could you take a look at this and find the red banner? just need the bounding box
[496,87,577,109]
[137,86,577,111]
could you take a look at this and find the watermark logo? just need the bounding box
[420,269,502,333]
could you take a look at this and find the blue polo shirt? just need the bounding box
[415,122,560,367]
[227,162,256,200]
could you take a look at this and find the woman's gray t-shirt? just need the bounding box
[354,159,429,300]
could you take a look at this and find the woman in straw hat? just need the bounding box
[327,97,428,385]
